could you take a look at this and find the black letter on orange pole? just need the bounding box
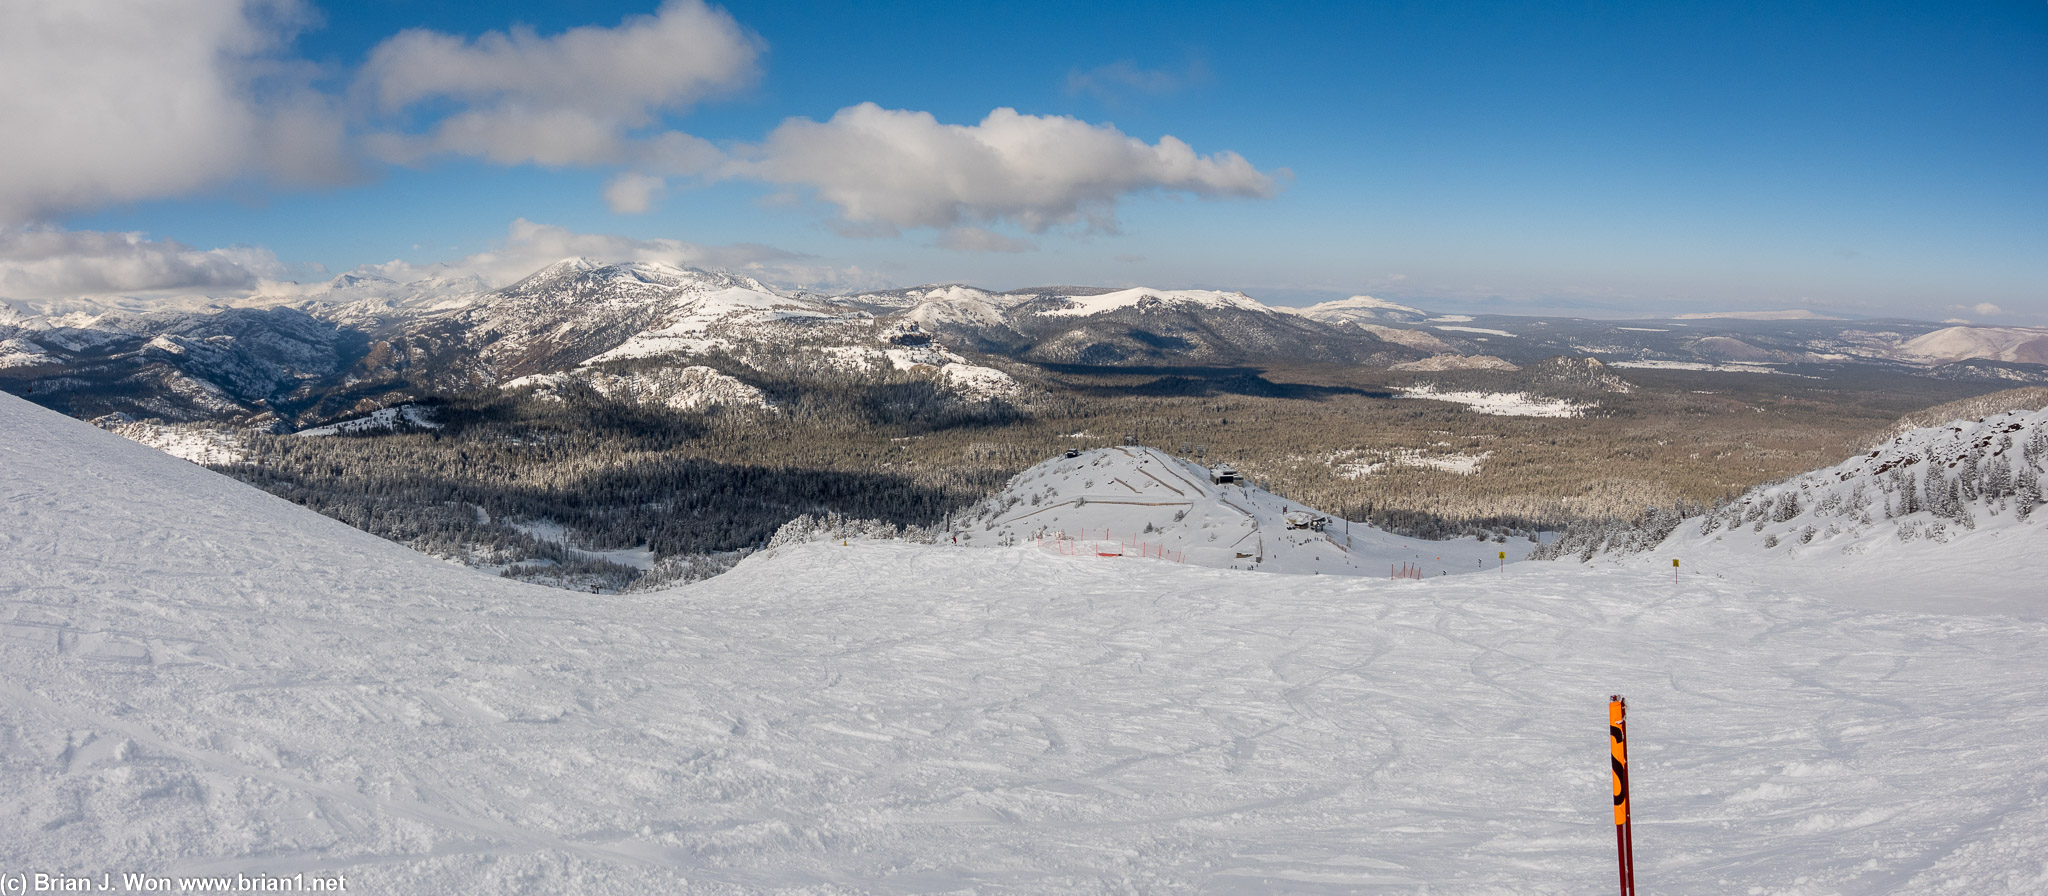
[1610,695,1636,896]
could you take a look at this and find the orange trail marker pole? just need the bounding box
[1610,695,1637,896]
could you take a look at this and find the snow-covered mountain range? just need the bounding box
[7,386,2048,892]
[4,258,2046,428]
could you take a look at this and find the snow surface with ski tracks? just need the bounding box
[4,391,2047,893]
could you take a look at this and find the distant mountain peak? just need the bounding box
[1033,286,1274,319]
[327,272,396,289]
[1294,295,1429,325]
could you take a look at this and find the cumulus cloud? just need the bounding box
[0,227,292,298]
[358,0,757,171]
[0,2,1285,243]
[1937,302,2005,322]
[363,220,890,291]
[0,0,351,226]
[603,173,669,214]
[728,103,1283,235]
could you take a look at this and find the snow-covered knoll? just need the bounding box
[1291,294,1430,325]
[1557,405,2048,617]
[501,366,776,413]
[7,391,2048,892]
[1900,325,2048,366]
[949,446,1521,575]
[833,284,1031,329]
[292,404,442,436]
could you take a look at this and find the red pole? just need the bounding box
[1610,695,1637,896]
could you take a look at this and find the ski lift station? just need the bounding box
[1209,464,1239,484]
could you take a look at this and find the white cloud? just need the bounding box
[0,227,291,298]
[0,0,350,226]
[728,103,1283,235]
[358,0,757,171]
[364,220,890,291]
[603,173,668,214]
[0,2,1284,243]
[1940,302,2005,322]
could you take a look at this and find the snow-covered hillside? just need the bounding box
[502,366,775,413]
[454,259,850,373]
[292,404,443,436]
[1553,406,2048,616]
[8,391,2048,893]
[949,446,1522,575]
[1030,286,1276,319]
[1400,385,1592,417]
[1292,294,1431,325]
[1901,325,2048,366]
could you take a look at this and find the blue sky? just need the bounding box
[5,1,2043,321]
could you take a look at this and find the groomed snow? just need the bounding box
[1598,406,2048,619]
[950,446,1520,575]
[6,392,2048,893]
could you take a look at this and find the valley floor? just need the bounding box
[5,394,2048,893]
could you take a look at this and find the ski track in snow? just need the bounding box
[5,392,2048,893]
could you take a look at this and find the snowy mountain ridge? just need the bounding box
[11,256,2048,430]
[1029,286,1277,319]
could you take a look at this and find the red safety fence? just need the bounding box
[1034,530,1184,563]
[1391,562,1425,580]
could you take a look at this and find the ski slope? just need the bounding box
[1583,406,2048,618]
[5,391,2048,893]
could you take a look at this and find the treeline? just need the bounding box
[219,389,1008,590]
